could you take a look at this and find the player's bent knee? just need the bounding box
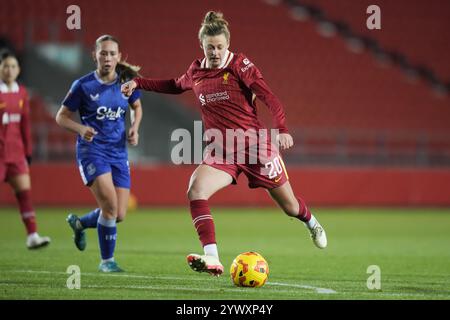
[187,185,208,201]
[100,203,118,220]
[101,212,117,220]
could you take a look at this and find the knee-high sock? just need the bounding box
[15,190,37,235]
[80,208,100,229]
[296,196,312,223]
[97,215,117,261]
[190,200,216,247]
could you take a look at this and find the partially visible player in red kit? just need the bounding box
[0,51,50,249]
[122,11,327,275]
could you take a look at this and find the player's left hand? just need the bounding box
[128,127,139,146]
[277,133,294,150]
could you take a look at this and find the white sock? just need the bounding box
[102,257,115,263]
[306,215,318,229]
[27,232,38,240]
[203,244,219,258]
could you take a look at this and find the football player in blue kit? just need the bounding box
[56,35,142,272]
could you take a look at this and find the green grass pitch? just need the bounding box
[0,207,449,300]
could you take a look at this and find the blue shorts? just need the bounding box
[77,157,130,189]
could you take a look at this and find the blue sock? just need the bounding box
[97,215,117,261]
[80,208,100,229]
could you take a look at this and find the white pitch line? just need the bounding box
[10,269,206,282]
[0,280,330,296]
[267,282,337,294]
[0,282,253,293]
[1,282,448,299]
[3,270,449,298]
[5,269,337,294]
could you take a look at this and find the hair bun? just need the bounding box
[198,11,230,43]
[204,11,228,26]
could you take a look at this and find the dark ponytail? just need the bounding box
[116,60,141,83]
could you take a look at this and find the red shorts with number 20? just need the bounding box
[203,148,289,190]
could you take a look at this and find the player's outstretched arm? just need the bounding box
[122,77,187,96]
[250,79,293,150]
[55,105,98,142]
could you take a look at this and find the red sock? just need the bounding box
[190,200,216,247]
[295,196,312,223]
[15,190,37,235]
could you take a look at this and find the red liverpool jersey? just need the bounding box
[0,81,32,163]
[175,51,287,135]
[135,51,288,160]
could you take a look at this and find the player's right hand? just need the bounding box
[79,126,98,142]
[121,80,137,97]
[277,133,294,151]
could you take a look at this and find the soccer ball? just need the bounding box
[230,252,269,288]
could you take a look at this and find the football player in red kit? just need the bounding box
[0,51,50,249]
[122,11,327,276]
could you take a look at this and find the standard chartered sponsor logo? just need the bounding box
[199,94,206,106]
[199,91,230,105]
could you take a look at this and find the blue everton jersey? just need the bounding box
[62,71,140,161]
